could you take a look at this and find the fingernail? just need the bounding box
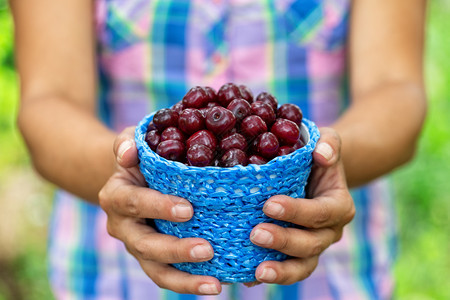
[258,267,277,282]
[315,142,333,161]
[118,140,133,161]
[198,283,219,295]
[250,229,273,246]
[171,203,192,219]
[264,202,284,218]
[190,244,213,260]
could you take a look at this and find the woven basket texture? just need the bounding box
[135,112,320,282]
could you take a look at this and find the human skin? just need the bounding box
[11,0,427,295]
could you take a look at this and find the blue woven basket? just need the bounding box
[135,112,320,282]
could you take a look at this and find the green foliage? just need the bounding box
[392,1,450,299]
[0,4,28,169]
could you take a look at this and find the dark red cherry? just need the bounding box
[182,86,209,108]
[249,137,259,154]
[220,133,247,152]
[172,102,184,114]
[156,140,186,161]
[147,121,157,132]
[153,109,179,131]
[161,127,185,142]
[293,137,306,150]
[227,99,252,123]
[178,108,205,135]
[239,85,254,103]
[204,86,217,103]
[220,148,248,167]
[255,92,278,111]
[145,130,161,151]
[248,155,267,165]
[217,83,243,107]
[186,130,218,150]
[271,118,300,146]
[277,146,295,156]
[205,106,236,136]
[187,144,214,167]
[240,115,268,139]
[206,101,220,108]
[256,132,279,159]
[251,101,276,126]
[221,127,238,139]
[277,104,303,126]
[199,107,210,119]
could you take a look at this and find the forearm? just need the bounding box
[333,81,427,188]
[18,95,116,204]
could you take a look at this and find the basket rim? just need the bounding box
[135,111,320,173]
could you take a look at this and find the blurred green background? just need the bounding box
[1,1,449,299]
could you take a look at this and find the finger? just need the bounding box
[140,260,221,295]
[313,127,341,167]
[254,256,319,285]
[116,219,214,264]
[250,223,337,258]
[243,281,261,288]
[113,126,139,168]
[264,194,354,229]
[101,181,193,222]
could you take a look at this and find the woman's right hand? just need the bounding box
[98,127,221,295]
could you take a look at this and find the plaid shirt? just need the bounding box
[48,0,397,299]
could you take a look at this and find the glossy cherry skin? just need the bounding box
[220,133,247,152]
[277,104,303,126]
[271,118,301,146]
[256,132,279,159]
[153,109,179,131]
[255,92,278,111]
[178,108,205,135]
[220,148,248,167]
[221,127,238,139]
[251,101,276,126]
[186,130,218,151]
[227,99,252,123]
[199,107,210,119]
[217,83,243,107]
[187,144,214,167]
[172,102,185,114]
[205,106,237,136]
[147,121,157,132]
[161,126,185,142]
[182,86,209,108]
[277,146,295,156]
[145,130,161,151]
[239,85,254,103]
[213,158,221,167]
[156,140,186,162]
[206,101,220,108]
[293,137,306,150]
[248,155,267,165]
[204,86,217,103]
[240,115,268,139]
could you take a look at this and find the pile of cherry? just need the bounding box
[145,83,305,167]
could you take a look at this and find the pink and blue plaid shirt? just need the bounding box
[48,0,397,299]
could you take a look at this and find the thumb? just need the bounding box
[312,127,342,168]
[113,127,139,168]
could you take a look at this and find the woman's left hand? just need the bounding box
[247,127,355,285]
